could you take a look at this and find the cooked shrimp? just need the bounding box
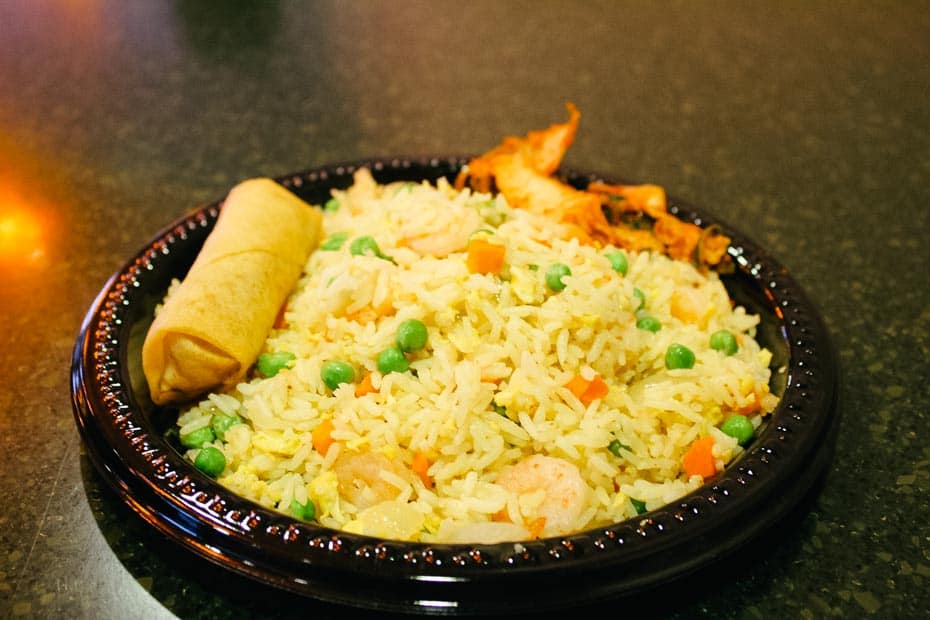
[495,454,588,537]
[333,451,413,510]
[670,285,713,327]
[399,207,484,257]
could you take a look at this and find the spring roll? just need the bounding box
[142,178,322,404]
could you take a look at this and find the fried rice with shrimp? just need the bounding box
[171,168,778,543]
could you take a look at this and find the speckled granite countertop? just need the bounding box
[1,1,928,618]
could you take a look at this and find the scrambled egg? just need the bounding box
[252,430,301,456]
[308,471,344,522]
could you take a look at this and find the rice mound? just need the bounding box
[175,170,778,543]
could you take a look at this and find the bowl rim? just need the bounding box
[71,155,839,614]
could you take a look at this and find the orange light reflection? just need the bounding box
[0,184,48,266]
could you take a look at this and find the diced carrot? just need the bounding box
[527,517,547,539]
[466,237,506,274]
[354,372,378,397]
[411,451,433,489]
[581,374,608,403]
[492,508,510,522]
[311,419,335,456]
[565,375,590,400]
[565,373,609,405]
[682,436,716,479]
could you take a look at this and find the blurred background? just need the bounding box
[1,1,928,618]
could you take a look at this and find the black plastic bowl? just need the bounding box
[71,156,839,615]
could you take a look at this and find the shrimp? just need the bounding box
[670,285,713,327]
[333,451,413,510]
[495,454,589,537]
[399,206,484,257]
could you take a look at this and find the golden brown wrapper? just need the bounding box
[142,178,322,404]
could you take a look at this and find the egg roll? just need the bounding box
[142,178,322,404]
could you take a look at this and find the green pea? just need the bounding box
[665,343,695,369]
[180,426,215,449]
[710,330,739,356]
[377,347,410,374]
[211,413,243,441]
[630,498,648,515]
[290,498,316,521]
[396,319,428,353]
[636,316,661,332]
[545,263,572,292]
[257,351,296,377]
[350,235,382,257]
[633,287,646,311]
[349,235,394,262]
[492,402,507,417]
[606,251,629,275]
[320,360,356,391]
[720,414,755,446]
[323,198,340,212]
[320,231,348,251]
[194,446,226,477]
[607,439,623,457]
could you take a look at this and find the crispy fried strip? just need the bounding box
[459,105,731,268]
